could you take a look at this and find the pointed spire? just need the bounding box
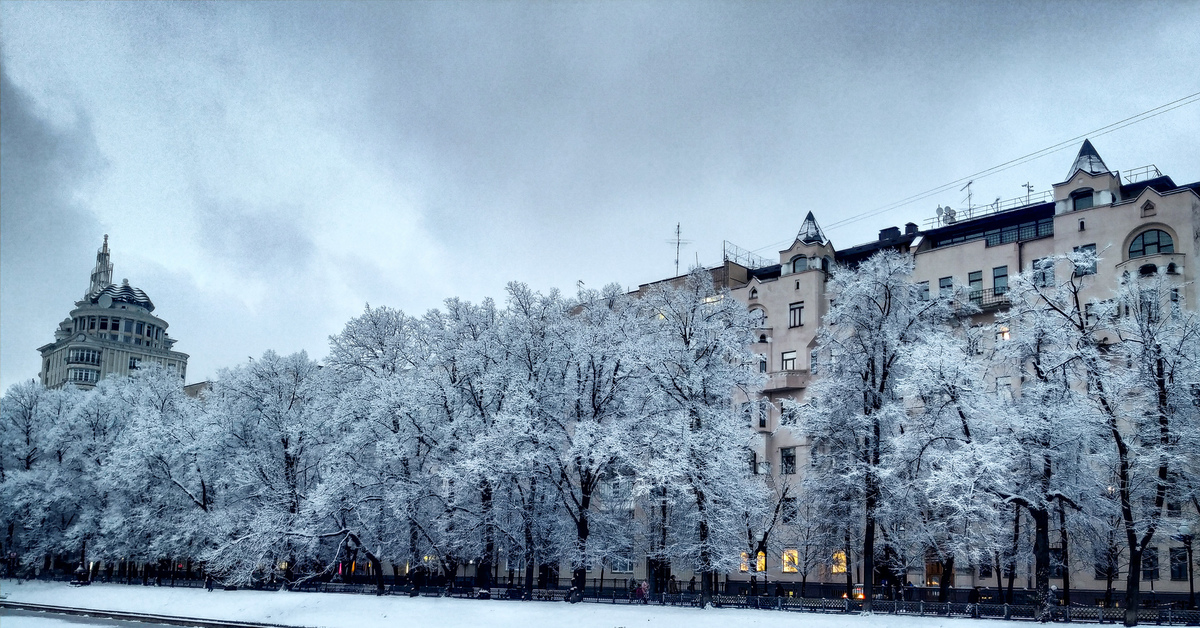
[1065,139,1110,179]
[87,234,114,298]
[796,211,826,245]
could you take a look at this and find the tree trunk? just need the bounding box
[478,481,494,591]
[845,533,854,600]
[938,554,954,602]
[1058,503,1071,606]
[1031,506,1051,616]
[1124,546,1142,627]
[863,493,877,611]
[1006,506,1020,605]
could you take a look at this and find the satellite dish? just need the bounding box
[945,207,957,224]
[98,294,113,309]
[936,206,944,216]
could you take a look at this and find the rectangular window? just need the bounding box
[780,447,797,475]
[124,320,133,332]
[749,450,758,475]
[89,317,97,330]
[917,281,930,301]
[968,271,983,301]
[1050,548,1064,578]
[1033,258,1055,288]
[759,357,767,373]
[782,549,799,574]
[610,557,634,574]
[831,550,847,575]
[939,276,953,296]
[996,376,1012,399]
[1142,547,1159,581]
[781,351,796,371]
[99,317,109,331]
[1170,548,1188,581]
[129,357,140,370]
[136,322,145,335]
[1074,244,1097,276]
[993,266,1008,295]
[741,552,750,573]
[756,401,767,429]
[979,563,993,579]
[789,302,804,328]
[782,497,798,524]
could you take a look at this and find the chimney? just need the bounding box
[879,226,901,241]
[904,222,918,235]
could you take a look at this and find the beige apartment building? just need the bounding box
[38,236,189,389]
[705,141,1197,600]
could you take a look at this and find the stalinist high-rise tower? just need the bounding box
[37,236,189,388]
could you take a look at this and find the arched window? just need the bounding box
[1128,229,1174,259]
[790,256,808,273]
[749,288,758,299]
[1071,188,1094,211]
[749,306,767,325]
[822,256,832,272]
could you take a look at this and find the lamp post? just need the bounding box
[1177,522,1195,610]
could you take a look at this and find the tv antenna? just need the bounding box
[667,223,692,277]
[1023,182,1034,204]
[960,180,974,212]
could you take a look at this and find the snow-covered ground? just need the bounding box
[1,580,1011,628]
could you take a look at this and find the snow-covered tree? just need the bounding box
[797,250,952,612]
[639,268,765,606]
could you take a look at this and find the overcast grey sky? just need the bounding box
[3,1,1199,391]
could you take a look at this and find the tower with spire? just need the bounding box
[1053,139,1122,213]
[36,236,189,389]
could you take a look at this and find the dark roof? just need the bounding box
[1119,175,1179,200]
[835,232,919,267]
[748,264,782,281]
[90,282,155,312]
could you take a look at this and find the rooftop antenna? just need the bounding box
[1023,182,1034,204]
[960,180,974,213]
[667,223,692,277]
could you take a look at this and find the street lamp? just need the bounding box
[1177,522,1195,610]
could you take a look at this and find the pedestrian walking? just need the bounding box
[206,576,214,592]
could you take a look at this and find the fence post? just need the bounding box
[919,600,924,615]
[1004,604,1011,620]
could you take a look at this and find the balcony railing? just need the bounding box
[968,288,1010,309]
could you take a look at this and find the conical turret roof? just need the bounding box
[796,211,826,245]
[1065,139,1110,179]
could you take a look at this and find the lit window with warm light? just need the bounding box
[756,551,766,572]
[782,549,799,573]
[831,550,847,574]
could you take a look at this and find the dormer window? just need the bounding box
[1071,188,1094,211]
[1141,201,1156,217]
[749,288,758,299]
[790,256,808,273]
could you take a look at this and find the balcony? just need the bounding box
[968,288,1010,310]
[764,369,808,392]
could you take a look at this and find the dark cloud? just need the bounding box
[193,194,315,278]
[0,61,107,388]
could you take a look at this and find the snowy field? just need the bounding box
[0,580,1012,628]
